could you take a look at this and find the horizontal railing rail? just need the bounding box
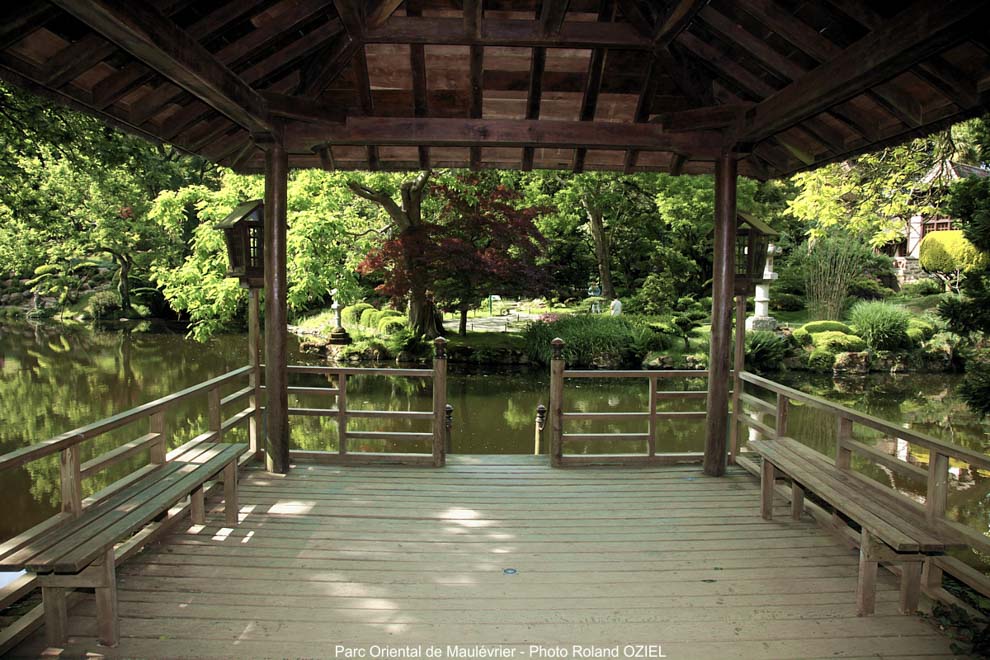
[734,369,990,614]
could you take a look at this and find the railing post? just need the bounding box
[534,404,547,455]
[445,404,454,455]
[648,375,657,457]
[337,371,347,456]
[59,444,82,517]
[729,294,746,463]
[432,337,448,467]
[549,338,565,467]
[248,287,262,457]
[149,411,166,464]
[775,394,789,439]
[834,415,854,527]
[208,385,222,442]
[926,449,949,525]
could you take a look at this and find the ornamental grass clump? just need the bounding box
[744,331,791,373]
[847,301,911,351]
[523,315,673,367]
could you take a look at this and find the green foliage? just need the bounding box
[902,278,943,296]
[342,303,373,326]
[792,327,812,346]
[87,291,122,320]
[847,277,894,300]
[907,318,937,342]
[807,347,837,371]
[811,331,867,353]
[959,352,990,417]
[802,320,853,335]
[360,307,382,328]
[629,272,677,315]
[919,230,988,292]
[744,331,791,373]
[770,292,804,312]
[378,315,406,336]
[799,238,872,320]
[522,315,670,367]
[848,301,911,350]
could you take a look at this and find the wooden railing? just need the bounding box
[547,338,709,466]
[0,364,258,653]
[734,370,990,614]
[275,337,449,467]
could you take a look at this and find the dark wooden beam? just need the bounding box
[366,0,405,29]
[540,0,571,37]
[736,0,987,144]
[0,3,58,51]
[407,3,431,169]
[298,33,360,96]
[44,33,117,89]
[572,0,612,173]
[469,44,484,170]
[365,16,649,49]
[463,0,483,38]
[704,152,736,478]
[521,45,546,170]
[263,91,346,122]
[350,45,379,171]
[622,54,659,173]
[50,0,270,133]
[660,104,751,131]
[333,0,366,38]
[653,0,707,48]
[286,116,724,154]
[315,144,336,170]
[615,0,652,38]
[669,153,687,175]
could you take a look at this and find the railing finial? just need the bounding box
[434,336,447,359]
[445,404,454,430]
[550,337,565,360]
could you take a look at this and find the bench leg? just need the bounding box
[857,530,878,616]
[41,586,68,647]
[223,461,239,525]
[899,561,922,614]
[791,482,804,521]
[190,485,206,525]
[760,460,776,520]
[95,547,118,647]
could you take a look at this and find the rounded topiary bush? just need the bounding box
[359,307,382,328]
[847,301,911,351]
[342,302,373,326]
[378,316,406,335]
[811,331,867,353]
[907,317,936,342]
[88,290,122,320]
[807,347,837,371]
[802,320,853,335]
[792,327,812,346]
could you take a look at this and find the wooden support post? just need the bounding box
[790,482,804,520]
[337,371,348,455]
[857,529,879,616]
[42,586,67,646]
[549,338,565,467]
[923,558,944,593]
[190,485,205,524]
[208,385,222,442]
[149,411,166,464]
[248,287,262,456]
[728,294,745,463]
[223,460,238,525]
[94,546,118,647]
[775,394,789,438]
[704,152,737,477]
[59,445,82,517]
[834,416,853,527]
[926,449,949,525]
[760,459,775,520]
[899,561,922,614]
[648,375,657,457]
[262,133,290,474]
[432,338,448,468]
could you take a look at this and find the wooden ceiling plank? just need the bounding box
[469,44,484,170]
[44,33,118,89]
[573,0,613,173]
[365,16,649,49]
[615,0,652,38]
[464,0,483,39]
[298,33,359,96]
[653,0,707,49]
[521,43,547,171]
[0,3,59,51]
[540,0,571,37]
[51,0,270,133]
[407,3,431,169]
[367,0,406,29]
[622,53,660,173]
[215,0,340,70]
[333,0,366,38]
[737,0,987,144]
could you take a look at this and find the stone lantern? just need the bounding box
[215,200,264,288]
[734,212,778,296]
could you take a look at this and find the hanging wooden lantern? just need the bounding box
[215,200,264,288]
[734,212,779,295]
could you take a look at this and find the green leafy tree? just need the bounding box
[919,230,989,293]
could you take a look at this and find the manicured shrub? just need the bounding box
[342,302,373,326]
[802,320,853,335]
[906,327,925,346]
[847,277,895,300]
[378,316,406,335]
[792,327,812,346]
[87,290,122,320]
[359,307,382,328]
[811,331,867,353]
[807,347,837,371]
[770,292,805,312]
[745,331,791,373]
[919,230,989,292]
[907,317,936,342]
[847,301,910,350]
[901,279,943,296]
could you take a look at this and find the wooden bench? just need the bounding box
[749,435,963,616]
[0,441,245,648]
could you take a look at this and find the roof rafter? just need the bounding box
[50,0,271,133]
[572,0,612,173]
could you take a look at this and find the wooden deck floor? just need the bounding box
[12,457,960,659]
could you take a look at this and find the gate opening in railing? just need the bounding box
[271,337,449,467]
[546,338,710,466]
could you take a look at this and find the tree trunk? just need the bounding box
[117,257,133,314]
[459,308,468,336]
[585,201,615,300]
[408,289,444,338]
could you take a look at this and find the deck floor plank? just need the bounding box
[10,462,958,659]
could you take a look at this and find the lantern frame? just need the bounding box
[734,212,779,295]
[215,200,264,288]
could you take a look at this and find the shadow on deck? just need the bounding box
[12,457,958,659]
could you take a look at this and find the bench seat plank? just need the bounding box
[32,443,246,573]
[771,437,955,552]
[749,439,926,552]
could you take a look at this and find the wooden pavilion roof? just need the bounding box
[1,0,989,180]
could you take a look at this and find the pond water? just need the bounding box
[1,322,989,571]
